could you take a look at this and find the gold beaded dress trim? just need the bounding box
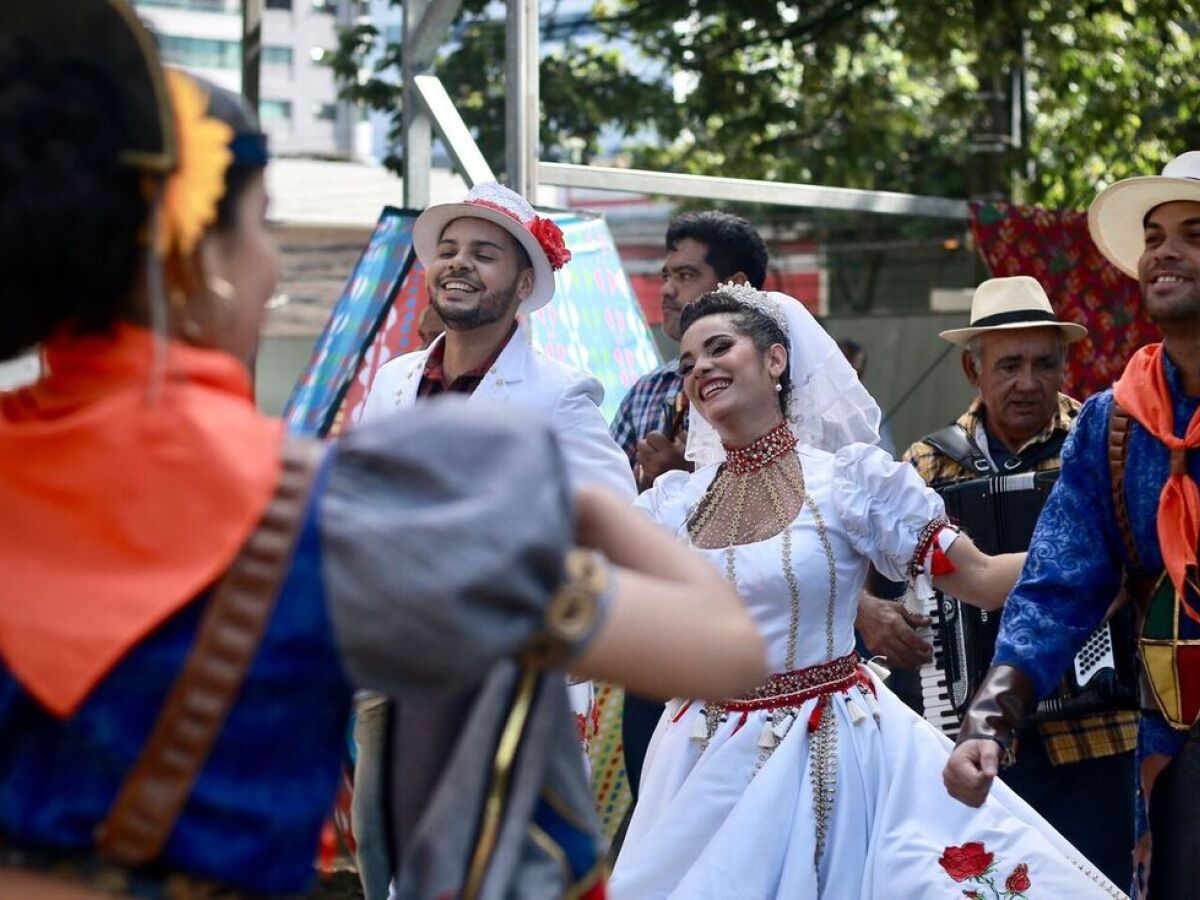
[684,424,844,877]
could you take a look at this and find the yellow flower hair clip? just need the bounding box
[157,69,233,257]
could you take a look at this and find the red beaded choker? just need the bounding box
[722,422,797,474]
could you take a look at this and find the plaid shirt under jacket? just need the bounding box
[609,358,685,467]
[901,393,1138,766]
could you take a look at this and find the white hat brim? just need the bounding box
[1088,175,1200,278]
[939,319,1089,347]
[412,202,555,312]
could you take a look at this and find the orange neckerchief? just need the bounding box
[1113,342,1200,620]
[0,323,282,717]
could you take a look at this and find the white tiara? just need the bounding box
[714,281,789,335]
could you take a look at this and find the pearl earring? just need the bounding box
[774,382,783,393]
[208,277,235,304]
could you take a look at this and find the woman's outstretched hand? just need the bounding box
[569,484,766,701]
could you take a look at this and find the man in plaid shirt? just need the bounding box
[866,276,1135,887]
[611,211,769,798]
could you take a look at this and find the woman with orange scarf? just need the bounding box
[0,3,765,897]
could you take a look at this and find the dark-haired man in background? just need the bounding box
[610,210,769,800]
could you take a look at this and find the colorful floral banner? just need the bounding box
[970,201,1160,400]
[283,207,417,436]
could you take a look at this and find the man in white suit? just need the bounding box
[360,181,634,498]
[351,182,633,900]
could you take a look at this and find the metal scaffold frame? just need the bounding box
[400,1,968,221]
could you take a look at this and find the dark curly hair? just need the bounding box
[0,37,262,361]
[665,211,769,289]
[679,290,791,414]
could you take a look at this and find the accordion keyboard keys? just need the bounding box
[917,592,964,737]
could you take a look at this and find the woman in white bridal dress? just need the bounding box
[608,286,1126,900]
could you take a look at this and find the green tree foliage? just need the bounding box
[333,1,1200,209]
[330,0,678,175]
[601,0,1200,207]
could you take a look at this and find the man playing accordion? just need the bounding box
[858,276,1136,888]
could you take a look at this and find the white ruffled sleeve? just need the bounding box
[633,467,711,535]
[832,443,954,585]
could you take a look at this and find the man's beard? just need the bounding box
[432,281,520,330]
[1142,285,1200,326]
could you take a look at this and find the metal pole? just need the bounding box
[403,0,436,207]
[968,0,1014,202]
[241,0,263,111]
[539,162,969,220]
[403,0,432,208]
[505,0,538,200]
[413,75,497,187]
[399,0,462,207]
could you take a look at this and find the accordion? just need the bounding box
[919,470,1138,736]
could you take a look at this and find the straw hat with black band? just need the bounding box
[939,276,1088,347]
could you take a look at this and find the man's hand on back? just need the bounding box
[635,430,689,491]
[855,591,934,670]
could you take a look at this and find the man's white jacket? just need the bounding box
[360,325,636,500]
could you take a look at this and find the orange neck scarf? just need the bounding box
[0,323,282,717]
[1113,342,1200,618]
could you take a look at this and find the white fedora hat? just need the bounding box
[412,181,572,313]
[1088,151,1200,278]
[939,276,1088,347]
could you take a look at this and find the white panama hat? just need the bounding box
[1088,151,1200,278]
[938,276,1088,346]
[412,181,571,313]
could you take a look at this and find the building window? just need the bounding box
[311,0,336,13]
[136,0,239,12]
[314,103,338,122]
[157,34,240,69]
[266,0,292,8]
[263,45,293,67]
[260,99,293,121]
[157,35,294,72]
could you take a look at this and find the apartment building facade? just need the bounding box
[133,0,358,157]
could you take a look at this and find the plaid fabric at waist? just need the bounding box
[1037,710,1139,765]
[0,834,282,900]
[720,652,864,712]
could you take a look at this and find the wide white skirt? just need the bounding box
[610,672,1126,899]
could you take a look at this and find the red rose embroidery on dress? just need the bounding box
[1005,863,1031,893]
[529,216,572,270]
[940,843,995,882]
[939,843,1031,899]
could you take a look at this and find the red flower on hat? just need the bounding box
[529,216,571,271]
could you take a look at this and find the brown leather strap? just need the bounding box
[1109,399,1142,570]
[0,867,115,900]
[94,436,325,867]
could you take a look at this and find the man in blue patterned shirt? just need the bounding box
[945,152,1200,899]
[611,211,769,798]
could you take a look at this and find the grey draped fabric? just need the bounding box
[319,399,607,898]
[320,399,573,695]
[392,661,601,900]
